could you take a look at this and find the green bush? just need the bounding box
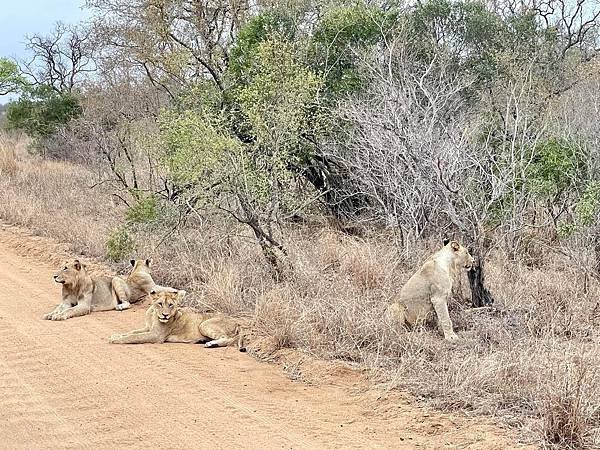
[574,181,600,226]
[126,193,159,224]
[229,12,296,80]
[526,138,588,200]
[6,86,82,140]
[106,226,135,262]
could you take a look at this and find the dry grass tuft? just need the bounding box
[254,287,297,350]
[538,356,600,449]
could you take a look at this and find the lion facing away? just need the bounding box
[109,290,247,351]
[387,239,474,341]
[44,259,176,321]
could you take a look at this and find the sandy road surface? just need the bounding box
[0,230,528,449]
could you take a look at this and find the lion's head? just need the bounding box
[130,258,152,273]
[443,238,474,270]
[151,290,186,323]
[53,260,86,286]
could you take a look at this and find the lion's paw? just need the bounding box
[50,313,67,321]
[115,301,131,311]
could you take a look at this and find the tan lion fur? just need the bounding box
[387,240,474,341]
[109,290,247,351]
[43,259,176,321]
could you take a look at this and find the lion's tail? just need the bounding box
[237,332,247,352]
[236,320,251,353]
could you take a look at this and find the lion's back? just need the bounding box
[91,276,114,305]
[127,270,154,301]
[397,260,450,324]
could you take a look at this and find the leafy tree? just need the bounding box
[228,12,297,80]
[160,37,323,276]
[6,86,82,145]
[0,58,24,96]
[526,138,589,225]
[311,4,395,94]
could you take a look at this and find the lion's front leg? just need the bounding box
[431,294,458,341]
[43,302,70,320]
[51,303,92,321]
[110,326,150,340]
[110,330,164,344]
[51,294,92,321]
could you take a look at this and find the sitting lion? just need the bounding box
[44,259,176,321]
[109,290,247,351]
[387,239,474,341]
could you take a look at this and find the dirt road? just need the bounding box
[0,229,527,449]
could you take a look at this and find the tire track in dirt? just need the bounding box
[0,228,531,449]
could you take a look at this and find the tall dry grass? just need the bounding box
[1,132,600,448]
[0,133,122,256]
[0,133,22,177]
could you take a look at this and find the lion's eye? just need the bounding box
[157,302,163,307]
[169,304,173,308]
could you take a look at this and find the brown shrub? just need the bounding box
[254,287,297,350]
[538,354,600,449]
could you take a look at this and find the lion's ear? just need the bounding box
[175,290,186,302]
[130,259,136,267]
[443,237,450,246]
[451,241,460,252]
[73,260,82,271]
[145,258,152,267]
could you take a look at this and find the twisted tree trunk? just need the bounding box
[467,245,495,307]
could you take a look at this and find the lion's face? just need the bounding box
[446,240,475,270]
[152,290,186,323]
[53,260,84,286]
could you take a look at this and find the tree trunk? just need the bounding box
[467,246,495,307]
[237,195,286,282]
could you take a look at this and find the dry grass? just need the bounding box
[0,133,23,177]
[0,133,121,256]
[1,132,600,448]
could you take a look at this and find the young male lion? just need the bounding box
[109,290,247,351]
[387,239,474,341]
[44,259,175,321]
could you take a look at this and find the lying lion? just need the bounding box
[44,259,175,321]
[109,290,247,351]
[387,239,474,341]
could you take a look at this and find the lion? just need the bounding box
[43,259,176,321]
[109,290,247,351]
[387,239,474,341]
